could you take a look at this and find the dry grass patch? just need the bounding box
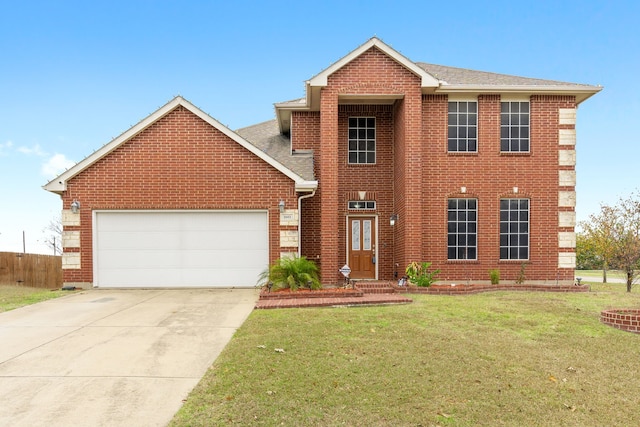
[171,283,640,426]
[0,284,66,313]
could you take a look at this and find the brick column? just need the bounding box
[401,90,424,265]
[319,90,340,284]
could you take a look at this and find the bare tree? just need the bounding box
[42,215,62,255]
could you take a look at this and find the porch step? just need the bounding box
[354,281,397,294]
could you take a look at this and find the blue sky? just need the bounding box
[0,0,638,254]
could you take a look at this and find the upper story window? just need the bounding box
[448,101,477,152]
[348,117,376,164]
[447,198,477,260]
[500,101,530,152]
[500,198,529,260]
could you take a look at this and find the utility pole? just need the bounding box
[23,230,26,254]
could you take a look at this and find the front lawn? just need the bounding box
[0,285,66,313]
[171,282,640,426]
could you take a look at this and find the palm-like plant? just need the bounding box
[258,255,321,291]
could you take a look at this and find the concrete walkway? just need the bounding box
[0,288,259,427]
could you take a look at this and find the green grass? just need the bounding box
[0,285,67,313]
[171,283,640,426]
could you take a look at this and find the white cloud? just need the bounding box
[0,140,14,156]
[41,153,76,178]
[17,143,47,157]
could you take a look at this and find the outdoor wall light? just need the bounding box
[278,199,285,213]
[70,200,80,214]
[390,214,398,227]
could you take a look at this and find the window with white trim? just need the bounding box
[448,101,477,152]
[447,198,477,260]
[348,117,376,164]
[500,101,530,152]
[500,199,529,260]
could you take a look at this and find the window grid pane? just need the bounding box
[448,101,478,152]
[348,117,376,164]
[447,198,478,260]
[500,102,530,152]
[499,198,529,260]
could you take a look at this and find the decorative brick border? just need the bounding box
[600,309,640,334]
[395,283,590,295]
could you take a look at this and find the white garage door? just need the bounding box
[94,211,268,288]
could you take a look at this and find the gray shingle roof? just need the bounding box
[244,59,600,182]
[416,62,598,89]
[236,120,315,181]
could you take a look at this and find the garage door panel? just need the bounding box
[95,211,269,288]
[98,232,182,250]
[99,250,182,269]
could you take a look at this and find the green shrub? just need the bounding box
[258,255,321,291]
[405,261,440,287]
[489,269,500,285]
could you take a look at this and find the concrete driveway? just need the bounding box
[0,288,259,427]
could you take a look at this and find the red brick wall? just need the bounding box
[291,111,320,152]
[421,94,576,283]
[272,40,585,286]
[291,46,577,284]
[61,106,298,284]
[338,105,394,279]
[315,46,422,284]
[292,111,323,268]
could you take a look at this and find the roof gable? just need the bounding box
[43,97,317,194]
[308,37,440,88]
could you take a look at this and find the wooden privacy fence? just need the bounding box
[0,252,62,289]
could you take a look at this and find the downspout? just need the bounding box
[297,189,317,257]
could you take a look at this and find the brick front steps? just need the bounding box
[254,282,590,309]
[255,283,411,309]
[600,309,640,334]
[258,288,363,299]
[353,281,396,294]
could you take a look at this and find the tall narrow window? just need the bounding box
[500,101,530,152]
[348,117,376,164]
[500,199,529,260]
[447,198,477,260]
[448,101,477,152]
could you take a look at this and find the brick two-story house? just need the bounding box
[44,37,600,289]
